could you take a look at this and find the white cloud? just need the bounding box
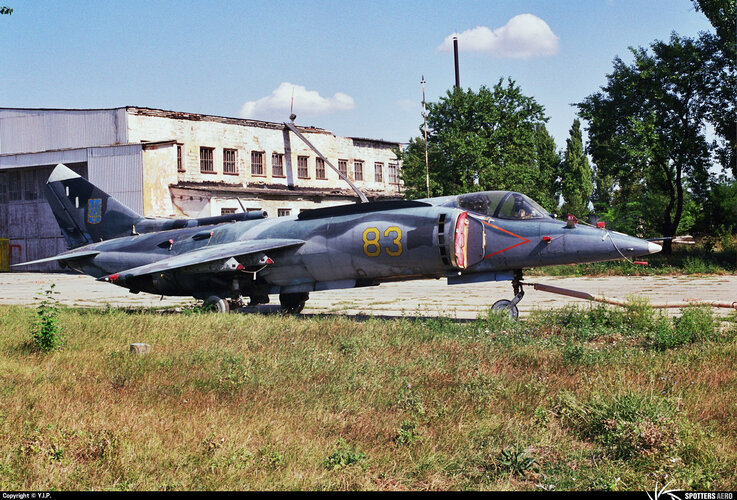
[239,82,355,120]
[437,14,559,58]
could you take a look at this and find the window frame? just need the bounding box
[223,148,238,175]
[272,153,285,178]
[297,156,310,179]
[199,147,215,174]
[388,162,398,184]
[374,162,384,183]
[315,157,327,179]
[177,144,185,172]
[354,160,364,181]
[338,159,349,178]
[250,151,265,177]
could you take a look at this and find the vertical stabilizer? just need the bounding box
[45,164,143,249]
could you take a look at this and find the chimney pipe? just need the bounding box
[453,36,460,89]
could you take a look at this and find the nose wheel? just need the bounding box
[491,270,524,320]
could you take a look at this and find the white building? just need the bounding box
[0,107,403,270]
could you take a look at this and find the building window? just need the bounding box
[221,208,237,215]
[8,171,21,201]
[297,156,309,178]
[388,163,398,184]
[316,158,327,179]
[338,159,348,177]
[354,160,364,181]
[23,169,38,201]
[374,162,383,183]
[272,153,285,177]
[251,151,264,176]
[200,147,215,173]
[224,149,238,175]
[0,172,6,204]
[177,144,184,172]
[277,208,292,217]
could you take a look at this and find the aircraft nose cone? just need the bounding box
[648,241,662,254]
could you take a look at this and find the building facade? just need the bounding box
[0,107,403,270]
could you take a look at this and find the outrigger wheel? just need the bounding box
[491,270,525,320]
[204,295,230,314]
[280,292,309,314]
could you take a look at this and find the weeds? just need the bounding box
[31,284,64,352]
[554,390,680,460]
[497,446,537,476]
[394,420,420,446]
[323,439,366,470]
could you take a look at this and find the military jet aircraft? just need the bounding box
[15,164,661,318]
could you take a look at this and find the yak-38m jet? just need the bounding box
[15,164,661,317]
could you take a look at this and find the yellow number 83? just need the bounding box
[362,226,403,257]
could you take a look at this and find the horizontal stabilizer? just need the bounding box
[11,250,100,267]
[98,238,304,281]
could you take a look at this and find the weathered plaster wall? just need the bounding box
[141,143,178,216]
[125,112,402,196]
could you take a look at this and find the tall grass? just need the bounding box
[0,303,735,491]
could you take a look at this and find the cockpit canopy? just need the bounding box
[444,191,550,220]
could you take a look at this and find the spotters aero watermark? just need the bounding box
[647,483,734,500]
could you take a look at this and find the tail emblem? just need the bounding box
[87,198,102,224]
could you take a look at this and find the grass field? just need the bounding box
[1,300,736,491]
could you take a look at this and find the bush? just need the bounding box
[648,314,689,350]
[31,284,64,353]
[623,296,655,333]
[674,305,718,344]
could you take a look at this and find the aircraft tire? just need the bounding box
[490,299,519,320]
[280,292,309,314]
[205,295,230,314]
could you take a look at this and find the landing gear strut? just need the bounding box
[491,270,524,320]
[280,292,309,314]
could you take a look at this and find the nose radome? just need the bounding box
[648,242,662,254]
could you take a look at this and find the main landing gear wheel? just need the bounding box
[491,270,525,320]
[204,295,230,313]
[280,292,309,314]
[491,299,519,320]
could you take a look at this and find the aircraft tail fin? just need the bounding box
[45,164,143,249]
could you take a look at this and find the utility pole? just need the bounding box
[422,75,430,198]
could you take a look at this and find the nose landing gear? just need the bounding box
[490,270,524,320]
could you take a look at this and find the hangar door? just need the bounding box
[0,163,88,271]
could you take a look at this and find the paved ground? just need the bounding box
[2,272,735,319]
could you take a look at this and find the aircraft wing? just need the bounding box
[11,249,101,267]
[98,238,305,281]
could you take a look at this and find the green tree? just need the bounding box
[692,0,736,58]
[400,79,557,209]
[533,123,562,213]
[692,0,737,179]
[578,34,717,253]
[560,119,593,218]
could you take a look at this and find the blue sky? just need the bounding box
[0,0,713,150]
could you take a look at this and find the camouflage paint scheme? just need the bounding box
[16,164,661,314]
